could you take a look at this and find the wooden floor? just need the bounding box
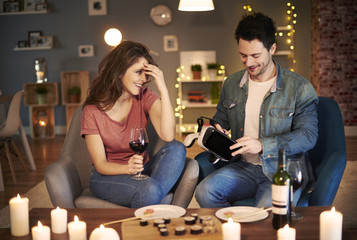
[0,134,356,210]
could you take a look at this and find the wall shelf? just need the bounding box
[14,46,52,51]
[0,10,48,15]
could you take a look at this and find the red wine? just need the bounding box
[292,177,304,192]
[272,149,291,230]
[129,141,148,154]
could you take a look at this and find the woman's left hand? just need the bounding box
[143,63,167,93]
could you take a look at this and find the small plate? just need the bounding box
[215,206,269,223]
[134,204,186,219]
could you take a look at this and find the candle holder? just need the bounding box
[36,110,48,137]
[34,57,48,83]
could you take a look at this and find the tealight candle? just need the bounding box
[222,218,241,240]
[32,221,50,240]
[320,207,343,240]
[277,224,296,240]
[9,194,29,236]
[51,207,68,234]
[89,224,120,240]
[68,215,87,240]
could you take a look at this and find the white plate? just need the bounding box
[134,204,186,219]
[215,206,269,223]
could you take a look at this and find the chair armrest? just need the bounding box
[44,155,83,208]
[171,158,199,208]
[309,151,346,206]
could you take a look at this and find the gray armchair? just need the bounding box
[45,106,198,208]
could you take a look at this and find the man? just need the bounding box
[195,12,318,207]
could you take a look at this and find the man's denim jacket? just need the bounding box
[212,62,318,180]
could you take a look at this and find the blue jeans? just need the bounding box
[195,161,272,208]
[89,140,186,208]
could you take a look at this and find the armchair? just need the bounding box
[195,97,346,207]
[45,106,199,208]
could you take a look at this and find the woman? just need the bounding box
[81,41,186,208]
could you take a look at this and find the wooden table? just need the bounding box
[0,207,356,239]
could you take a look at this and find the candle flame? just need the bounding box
[331,207,335,214]
[228,218,233,224]
[16,194,21,200]
[39,120,47,127]
[38,221,43,228]
[56,206,60,210]
[74,215,79,222]
[284,224,290,230]
[100,224,105,230]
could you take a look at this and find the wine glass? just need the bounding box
[129,127,149,180]
[287,158,304,220]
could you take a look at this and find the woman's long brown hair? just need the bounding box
[84,41,157,111]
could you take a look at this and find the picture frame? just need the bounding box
[28,31,42,47]
[35,2,47,11]
[3,1,20,12]
[26,0,44,11]
[88,0,107,16]
[37,36,53,48]
[17,40,28,48]
[78,45,94,57]
[163,35,178,52]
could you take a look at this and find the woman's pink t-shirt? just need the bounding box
[81,87,159,165]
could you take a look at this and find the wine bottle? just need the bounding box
[272,148,291,230]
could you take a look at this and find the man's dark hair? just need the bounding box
[234,12,276,51]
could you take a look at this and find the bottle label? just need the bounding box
[272,184,289,215]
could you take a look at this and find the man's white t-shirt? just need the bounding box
[243,76,276,164]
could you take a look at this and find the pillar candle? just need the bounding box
[51,207,68,234]
[9,194,29,236]
[222,218,241,240]
[89,224,120,240]
[31,221,50,240]
[68,215,87,240]
[277,224,296,240]
[320,207,343,240]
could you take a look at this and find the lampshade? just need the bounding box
[104,28,122,47]
[178,0,214,11]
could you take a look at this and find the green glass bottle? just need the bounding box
[211,82,220,104]
[272,148,291,230]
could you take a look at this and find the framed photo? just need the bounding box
[26,0,44,11]
[88,0,107,15]
[28,31,42,47]
[37,36,53,48]
[35,2,47,11]
[17,40,28,48]
[79,45,94,57]
[163,35,178,52]
[3,1,20,12]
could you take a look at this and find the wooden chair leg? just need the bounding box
[10,138,28,175]
[4,141,17,183]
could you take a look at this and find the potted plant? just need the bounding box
[207,63,220,80]
[34,85,49,104]
[191,64,202,80]
[67,86,81,103]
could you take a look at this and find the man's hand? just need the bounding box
[230,135,263,156]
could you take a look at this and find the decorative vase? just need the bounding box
[192,71,202,80]
[211,82,220,104]
[208,69,217,80]
[37,94,46,105]
[69,94,80,103]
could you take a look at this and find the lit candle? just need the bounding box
[31,221,50,240]
[9,194,29,236]
[68,215,87,240]
[222,218,241,240]
[36,71,45,81]
[89,224,120,240]
[51,207,68,234]
[320,207,343,240]
[277,224,296,240]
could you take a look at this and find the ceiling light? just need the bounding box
[178,0,214,11]
[104,28,122,47]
